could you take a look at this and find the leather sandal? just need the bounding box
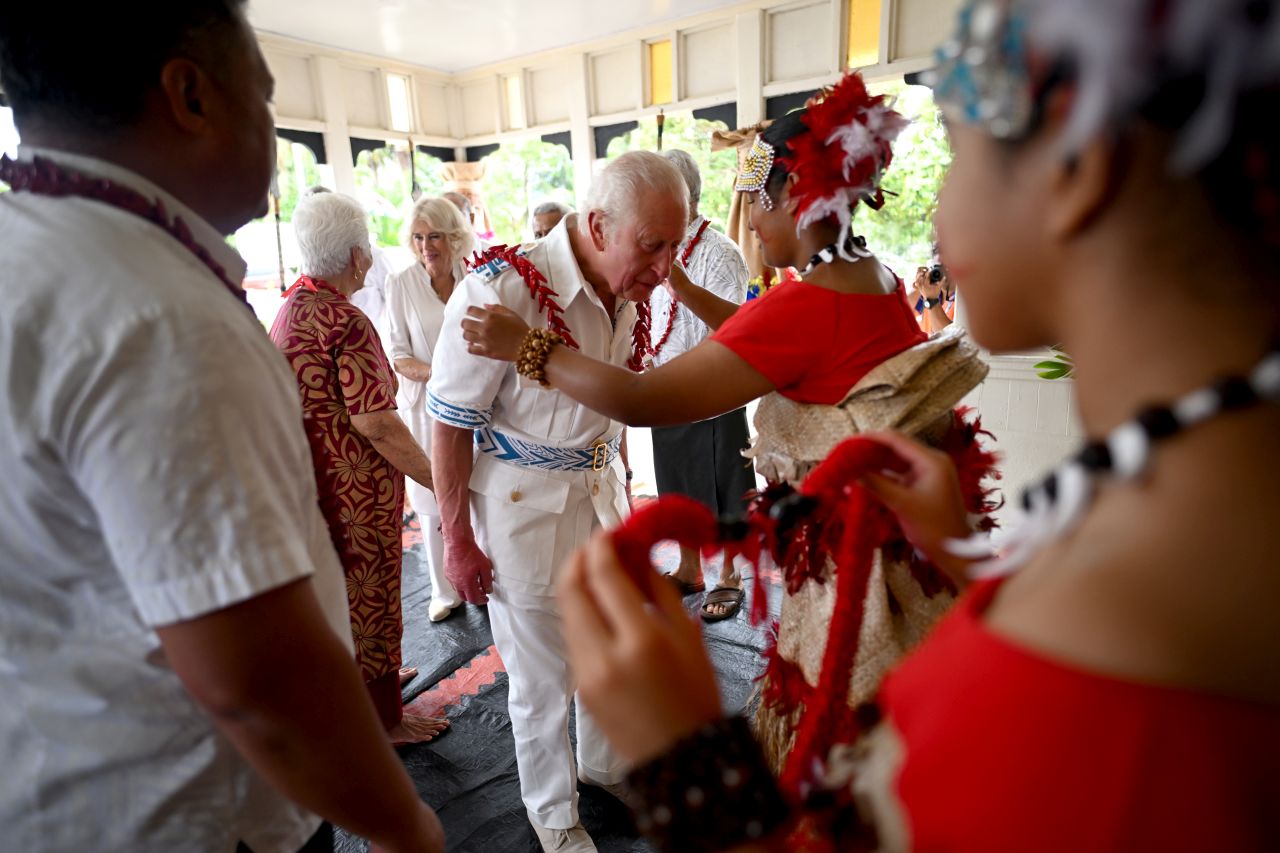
[700,586,745,622]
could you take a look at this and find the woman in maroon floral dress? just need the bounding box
[271,191,446,744]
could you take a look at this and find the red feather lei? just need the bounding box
[611,411,1000,846]
[645,218,712,363]
[469,243,655,373]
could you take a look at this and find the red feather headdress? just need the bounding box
[737,72,909,259]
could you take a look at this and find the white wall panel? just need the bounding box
[590,47,641,115]
[530,62,574,125]
[460,78,498,136]
[264,50,319,121]
[414,78,452,136]
[767,2,834,83]
[893,0,964,62]
[962,356,1083,525]
[681,24,735,99]
[342,65,383,128]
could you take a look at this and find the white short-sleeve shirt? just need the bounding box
[0,148,352,852]
[427,214,634,447]
[649,216,750,366]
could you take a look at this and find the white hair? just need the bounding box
[405,196,477,263]
[532,200,572,218]
[293,192,371,279]
[580,150,688,239]
[443,190,473,221]
[662,149,701,210]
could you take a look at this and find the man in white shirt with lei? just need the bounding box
[428,151,688,852]
[648,149,755,622]
[0,3,443,851]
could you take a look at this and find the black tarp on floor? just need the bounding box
[335,515,779,853]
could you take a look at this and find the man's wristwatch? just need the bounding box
[625,470,634,482]
[923,296,942,309]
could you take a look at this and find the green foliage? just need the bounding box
[273,139,323,222]
[857,82,952,276]
[352,144,449,248]
[604,113,737,233]
[1035,345,1075,380]
[354,144,411,248]
[478,138,575,244]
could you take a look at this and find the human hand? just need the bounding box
[443,536,494,604]
[665,261,693,301]
[460,304,530,362]
[859,431,974,586]
[369,802,445,853]
[558,531,722,764]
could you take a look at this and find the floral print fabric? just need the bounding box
[270,283,404,682]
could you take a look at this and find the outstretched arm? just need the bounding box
[461,305,774,426]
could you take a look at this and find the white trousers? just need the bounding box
[405,503,461,610]
[476,462,629,829]
[402,405,461,608]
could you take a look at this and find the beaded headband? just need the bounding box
[733,137,777,211]
[732,72,908,258]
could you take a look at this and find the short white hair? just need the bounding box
[533,200,571,218]
[580,151,688,239]
[662,149,701,209]
[293,192,371,279]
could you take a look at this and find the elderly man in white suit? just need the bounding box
[427,151,688,852]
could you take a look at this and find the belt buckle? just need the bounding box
[590,440,608,472]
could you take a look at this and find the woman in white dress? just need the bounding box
[383,197,476,621]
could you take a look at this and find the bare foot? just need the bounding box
[671,545,704,586]
[389,713,450,745]
[399,666,419,686]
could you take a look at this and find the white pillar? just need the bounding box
[568,54,596,207]
[735,10,765,128]
[314,57,357,196]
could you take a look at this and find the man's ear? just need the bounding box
[587,210,609,251]
[157,58,216,134]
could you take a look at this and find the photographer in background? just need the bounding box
[910,256,955,333]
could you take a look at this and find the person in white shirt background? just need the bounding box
[383,196,476,623]
[531,200,571,239]
[648,149,755,621]
[0,2,443,850]
[444,189,494,253]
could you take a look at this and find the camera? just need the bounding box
[928,264,945,284]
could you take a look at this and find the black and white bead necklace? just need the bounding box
[800,234,871,276]
[951,341,1280,576]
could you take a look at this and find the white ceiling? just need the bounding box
[248,0,748,73]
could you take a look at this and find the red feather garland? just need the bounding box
[609,411,1000,841]
[468,243,657,373]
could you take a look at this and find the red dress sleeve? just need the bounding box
[710,282,822,398]
[711,280,927,405]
